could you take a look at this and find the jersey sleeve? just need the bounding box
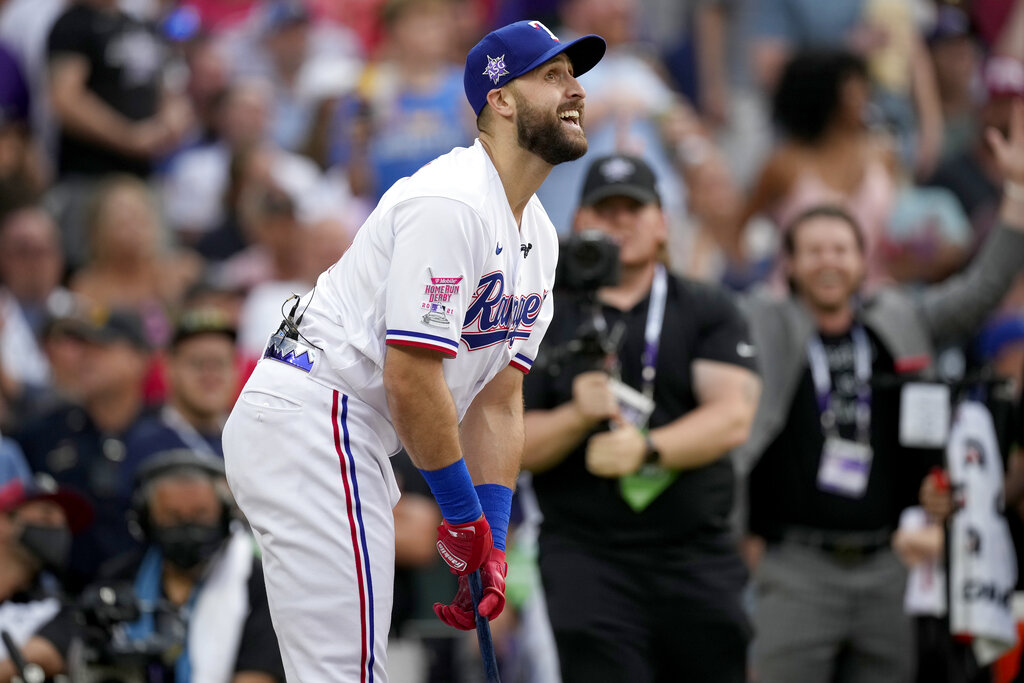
[692,285,759,372]
[385,197,488,358]
[509,287,553,374]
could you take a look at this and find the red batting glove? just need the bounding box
[435,516,492,576]
[433,548,507,630]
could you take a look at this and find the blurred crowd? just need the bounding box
[0,0,1022,680]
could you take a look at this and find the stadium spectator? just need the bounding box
[195,143,275,264]
[213,149,322,293]
[523,153,761,682]
[123,309,239,488]
[536,0,697,233]
[929,56,1024,241]
[326,0,474,201]
[926,5,982,165]
[70,175,202,349]
[666,142,778,289]
[220,0,362,156]
[740,99,1024,683]
[0,40,47,214]
[162,79,273,244]
[12,305,155,591]
[740,49,897,290]
[0,442,93,681]
[750,0,943,178]
[178,33,232,144]
[83,450,284,682]
[0,207,65,425]
[45,0,193,265]
[235,209,351,359]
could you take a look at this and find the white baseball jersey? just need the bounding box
[279,139,558,426]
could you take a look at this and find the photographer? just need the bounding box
[522,154,762,682]
[75,449,283,683]
[0,440,93,682]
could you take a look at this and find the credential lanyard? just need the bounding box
[640,264,668,402]
[806,325,872,443]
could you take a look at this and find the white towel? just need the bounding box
[947,401,1018,665]
[188,526,254,683]
[900,506,947,617]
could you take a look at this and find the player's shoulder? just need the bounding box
[522,194,558,244]
[382,141,497,215]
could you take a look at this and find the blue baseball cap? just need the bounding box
[464,20,606,117]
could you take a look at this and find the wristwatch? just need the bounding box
[643,434,660,466]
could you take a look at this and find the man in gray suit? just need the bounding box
[741,100,1024,683]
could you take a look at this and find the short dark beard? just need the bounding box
[512,90,587,165]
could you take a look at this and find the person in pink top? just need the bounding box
[738,49,898,290]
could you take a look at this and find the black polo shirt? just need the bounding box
[524,275,757,556]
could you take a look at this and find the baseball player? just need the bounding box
[222,21,605,682]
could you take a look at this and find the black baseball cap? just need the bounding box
[464,20,606,116]
[579,154,661,207]
[171,308,237,349]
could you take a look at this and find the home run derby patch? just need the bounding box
[420,273,462,328]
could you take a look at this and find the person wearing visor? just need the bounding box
[222,20,604,682]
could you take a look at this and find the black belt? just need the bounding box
[782,526,892,562]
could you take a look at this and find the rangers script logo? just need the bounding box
[461,271,545,349]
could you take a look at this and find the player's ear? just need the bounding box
[486,86,515,120]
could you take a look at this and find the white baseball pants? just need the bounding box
[224,358,402,683]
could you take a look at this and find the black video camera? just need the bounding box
[555,230,620,294]
[69,582,187,682]
[536,230,624,376]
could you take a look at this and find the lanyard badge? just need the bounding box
[807,326,874,498]
[614,265,676,512]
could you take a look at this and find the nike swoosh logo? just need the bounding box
[495,243,503,255]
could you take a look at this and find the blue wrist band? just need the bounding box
[475,484,513,551]
[418,459,482,525]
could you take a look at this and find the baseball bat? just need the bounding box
[467,570,501,683]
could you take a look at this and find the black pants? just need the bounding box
[539,533,751,683]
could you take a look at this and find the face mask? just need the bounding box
[18,524,72,572]
[152,522,225,571]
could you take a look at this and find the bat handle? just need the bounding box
[468,570,501,683]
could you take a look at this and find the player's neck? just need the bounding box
[478,134,553,228]
[598,261,656,311]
